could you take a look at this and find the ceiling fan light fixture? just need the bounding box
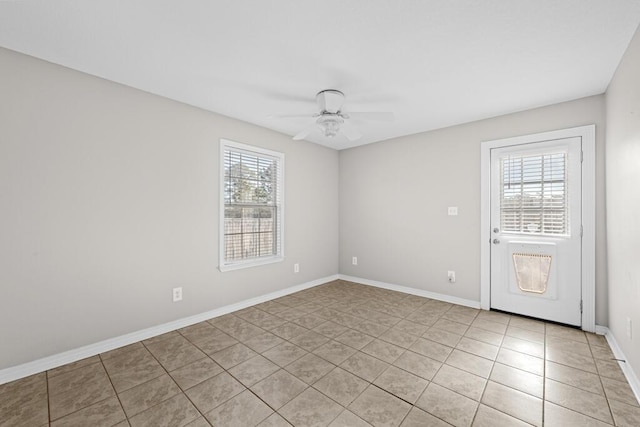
[316,114,344,138]
[273,88,393,142]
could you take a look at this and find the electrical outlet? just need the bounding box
[352,256,358,266]
[172,287,183,302]
[627,317,632,339]
[448,271,456,283]
[294,263,300,273]
[448,207,458,216]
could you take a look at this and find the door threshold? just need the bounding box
[490,308,582,330]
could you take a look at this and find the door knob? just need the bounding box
[493,239,500,244]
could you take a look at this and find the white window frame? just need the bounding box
[219,139,284,272]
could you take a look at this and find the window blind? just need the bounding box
[223,145,282,263]
[500,152,568,235]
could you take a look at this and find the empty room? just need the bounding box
[1,1,640,426]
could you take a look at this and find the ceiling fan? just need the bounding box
[271,89,394,141]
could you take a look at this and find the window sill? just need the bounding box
[219,256,284,272]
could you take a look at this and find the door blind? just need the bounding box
[500,152,569,235]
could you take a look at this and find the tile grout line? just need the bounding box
[46,359,122,425]
[471,310,517,427]
[98,355,128,427]
[45,372,51,426]
[138,336,209,425]
[591,338,618,425]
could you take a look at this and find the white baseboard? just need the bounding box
[597,325,640,404]
[338,274,481,309]
[0,274,338,385]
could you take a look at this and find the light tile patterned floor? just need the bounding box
[1,280,639,426]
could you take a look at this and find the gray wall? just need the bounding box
[0,43,620,372]
[339,95,608,324]
[0,48,340,369]
[605,24,640,382]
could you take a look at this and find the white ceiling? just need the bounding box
[1,1,639,150]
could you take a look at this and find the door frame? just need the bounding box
[480,125,596,332]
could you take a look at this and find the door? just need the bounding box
[490,137,582,326]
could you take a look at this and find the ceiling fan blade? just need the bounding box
[293,123,318,140]
[269,113,315,119]
[341,122,362,141]
[346,112,395,122]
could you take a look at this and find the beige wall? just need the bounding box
[0,43,618,372]
[339,95,608,324]
[0,48,339,370]
[605,24,640,381]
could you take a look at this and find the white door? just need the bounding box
[490,137,582,326]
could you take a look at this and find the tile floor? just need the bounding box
[1,280,639,427]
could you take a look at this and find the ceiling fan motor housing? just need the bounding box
[316,89,345,114]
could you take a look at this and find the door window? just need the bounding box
[500,152,569,236]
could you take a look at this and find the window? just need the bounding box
[220,140,284,271]
[500,151,568,235]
